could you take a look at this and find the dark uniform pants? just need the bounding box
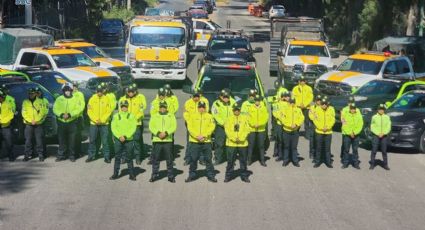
[24,125,44,158]
[113,138,134,175]
[247,131,266,163]
[188,143,215,179]
[57,120,77,159]
[302,108,310,138]
[1,127,13,159]
[371,135,388,166]
[225,146,249,179]
[283,130,300,163]
[342,135,360,165]
[214,125,226,163]
[88,125,110,160]
[309,123,316,160]
[152,142,174,179]
[74,116,84,156]
[134,124,145,161]
[315,133,332,165]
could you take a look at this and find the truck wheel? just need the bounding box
[419,131,425,153]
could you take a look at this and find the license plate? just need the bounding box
[153,70,162,75]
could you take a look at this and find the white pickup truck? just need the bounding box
[315,52,424,96]
[1,46,122,94]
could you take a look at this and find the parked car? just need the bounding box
[97,19,126,45]
[188,9,209,19]
[194,0,213,14]
[269,5,286,19]
[362,90,425,153]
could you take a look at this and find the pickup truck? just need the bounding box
[2,46,122,96]
[315,52,424,96]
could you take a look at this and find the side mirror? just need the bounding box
[95,62,101,66]
[330,52,340,59]
[182,84,193,94]
[254,47,263,53]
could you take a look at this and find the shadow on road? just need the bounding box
[0,163,44,196]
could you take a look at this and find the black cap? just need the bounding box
[232,103,241,111]
[193,89,202,97]
[349,103,356,109]
[120,100,129,108]
[378,104,386,110]
[348,96,355,103]
[254,95,263,101]
[159,101,168,108]
[62,84,73,92]
[158,88,166,96]
[315,94,322,101]
[96,84,104,92]
[220,89,229,98]
[281,91,290,97]
[321,98,329,105]
[198,101,206,108]
[248,89,257,96]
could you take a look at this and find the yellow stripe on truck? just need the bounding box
[94,58,126,67]
[299,55,319,65]
[327,71,361,82]
[135,48,179,62]
[75,67,112,77]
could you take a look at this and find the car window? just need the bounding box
[195,21,207,30]
[34,54,52,67]
[397,59,411,74]
[392,93,425,112]
[20,52,36,66]
[383,61,399,75]
[355,80,401,96]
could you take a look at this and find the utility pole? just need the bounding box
[24,0,32,25]
[127,0,131,10]
[420,0,425,36]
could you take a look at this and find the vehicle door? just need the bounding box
[194,21,214,47]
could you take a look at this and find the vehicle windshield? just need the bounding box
[355,80,401,96]
[77,46,108,59]
[199,68,259,93]
[52,53,96,68]
[287,45,329,57]
[391,93,425,112]
[130,26,185,47]
[27,71,70,96]
[8,83,54,106]
[100,20,122,28]
[209,38,249,51]
[273,5,285,9]
[338,58,383,75]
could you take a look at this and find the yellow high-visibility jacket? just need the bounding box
[279,105,304,132]
[247,103,269,132]
[22,98,48,125]
[313,106,336,134]
[119,93,147,125]
[187,112,216,143]
[292,84,313,108]
[224,114,250,147]
[183,96,209,122]
[87,94,113,125]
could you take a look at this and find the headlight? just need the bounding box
[174,61,185,68]
[400,127,418,135]
[284,65,293,72]
[361,108,372,115]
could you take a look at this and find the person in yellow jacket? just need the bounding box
[247,95,269,166]
[370,104,391,170]
[279,98,304,167]
[34,87,49,117]
[292,76,313,138]
[53,83,85,162]
[72,82,86,157]
[22,88,48,162]
[109,100,138,181]
[118,84,147,165]
[308,94,323,163]
[0,90,15,161]
[86,84,114,163]
[341,103,363,169]
[149,101,177,183]
[211,89,235,165]
[164,84,179,115]
[312,98,335,168]
[339,96,356,160]
[268,80,288,142]
[150,88,178,115]
[183,89,209,165]
[185,101,217,183]
[101,82,117,110]
[0,84,16,113]
[224,103,251,183]
[272,91,291,161]
[241,89,266,115]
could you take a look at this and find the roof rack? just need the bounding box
[56,39,86,43]
[15,65,51,71]
[41,45,67,50]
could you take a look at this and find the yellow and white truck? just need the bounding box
[126,16,189,81]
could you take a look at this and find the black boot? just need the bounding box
[110,172,119,180]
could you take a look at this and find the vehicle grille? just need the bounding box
[87,76,121,91]
[316,80,352,96]
[109,66,133,86]
[137,61,175,69]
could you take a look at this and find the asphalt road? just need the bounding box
[1,1,425,230]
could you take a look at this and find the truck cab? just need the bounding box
[315,52,415,96]
[191,19,221,50]
[126,16,189,81]
[12,46,122,95]
[277,39,334,89]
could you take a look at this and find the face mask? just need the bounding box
[64,91,72,97]
[249,98,255,103]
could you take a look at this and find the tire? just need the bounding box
[419,131,425,153]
